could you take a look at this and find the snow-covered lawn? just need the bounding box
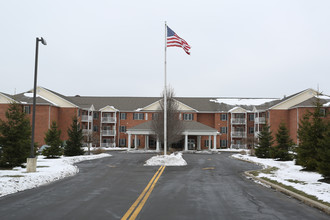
[145,152,187,166]
[0,153,111,198]
[232,154,330,204]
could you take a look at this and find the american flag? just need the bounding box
[167,26,191,55]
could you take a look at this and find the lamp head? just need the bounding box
[39,37,47,45]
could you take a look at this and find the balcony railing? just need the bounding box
[231,144,247,149]
[81,115,93,122]
[231,118,246,124]
[101,117,116,123]
[231,131,247,138]
[255,117,266,124]
[100,142,116,148]
[82,129,92,135]
[102,130,116,136]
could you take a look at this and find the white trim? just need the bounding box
[0,92,17,103]
[270,88,317,110]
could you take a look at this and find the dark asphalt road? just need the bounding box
[0,152,328,220]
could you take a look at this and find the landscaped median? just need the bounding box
[232,154,330,215]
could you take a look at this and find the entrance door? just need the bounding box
[188,139,195,150]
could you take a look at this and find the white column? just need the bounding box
[208,136,211,150]
[156,137,160,152]
[145,135,149,150]
[184,134,188,151]
[128,134,131,151]
[197,136,201,151]
[134,135,138,149]
[213,135,217,150]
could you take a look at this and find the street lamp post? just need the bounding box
[27,37,47,173]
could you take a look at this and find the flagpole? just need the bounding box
[164,21,167,155]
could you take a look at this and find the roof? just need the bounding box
[291,96,330,108]
[68,96,161,111]
[2,87,328,113]
[11,92,56,106]
[127,120,218,133]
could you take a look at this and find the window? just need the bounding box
[183,113,193,121]
[220,114,227,121]
[220,140,227,147]
[220,127,227,134]
[24,106,31,114]
[120,126,126,132]
[320,108,326,117]
[152,113,159,120]
[120,113,127,120]
[249,127,254,134]
[119,139,126,146]
[93,125,98,132]
[249,114,254,121]
[93,112,99,119]
[133,138,140,146]
[204,140,212,147]
[133,113,144,120]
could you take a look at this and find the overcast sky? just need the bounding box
[1,0,330,98]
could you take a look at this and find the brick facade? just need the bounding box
[0,88,329,149]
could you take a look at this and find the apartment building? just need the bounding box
[0,87,329,150]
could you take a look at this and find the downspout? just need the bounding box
[227,112,229,148]
[297,108,299,145]
[48,105,51,129]
[118,111,120,147]
[100,110,102,147]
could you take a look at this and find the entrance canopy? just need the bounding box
[126,120,218,136]
[126,121,219,151]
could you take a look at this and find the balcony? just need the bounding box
[231,118,246,124]
[81,115,93,122]
[255,117,266,124]
[101,142,116,148]
[231,144,247,149]
[102,130,116,136]
[101,117,116,123]
[231,131,247,138]
[82,129,92,135]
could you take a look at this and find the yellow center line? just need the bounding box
[121,165,166,220]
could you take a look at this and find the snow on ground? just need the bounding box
[0,153,111,198]
[145,152,187,166]
[83,146,127,151]
[232,154,330,203]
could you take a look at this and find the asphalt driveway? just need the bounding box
[0,152,328,220]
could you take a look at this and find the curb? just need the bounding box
[244,171,330,215]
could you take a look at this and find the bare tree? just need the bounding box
[152,87,184,153]
[83,131,99,155]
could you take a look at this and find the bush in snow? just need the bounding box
[0,103,31,168]
[317,121,330,180]
[296,98,327,171]
[271,122,293,161]
[43,121,63,158]
[64,116,84,156]
[255,124,274,158]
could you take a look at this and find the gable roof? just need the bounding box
[0,92,17,104]
[291,96,330,108]
[3,87,326,113]
[12,92,56,106]
[127,120,218,134]
[68,96,161,112]
[270,88,317,110]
